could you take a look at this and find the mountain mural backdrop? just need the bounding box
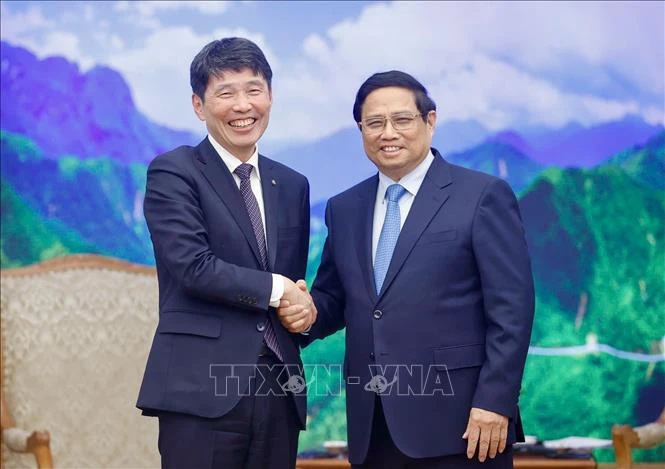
[1,41,663,462]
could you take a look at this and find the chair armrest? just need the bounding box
[2,427,54,469]
[28,429,54,469]
[612,424,638,469]
[612,420,665,469]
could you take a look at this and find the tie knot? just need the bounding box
[234,163,253,180]
[385,184,407,203]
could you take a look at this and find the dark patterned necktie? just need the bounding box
[234,163,282,361]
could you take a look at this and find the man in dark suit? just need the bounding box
[279,71,535,468]
[137,37,315,469]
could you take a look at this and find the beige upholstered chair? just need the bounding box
[1,255,160,468]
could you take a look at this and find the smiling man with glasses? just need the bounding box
[280,70,535,468]
[356,82,435,184]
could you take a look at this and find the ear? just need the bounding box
[426,110,437,135]
[192,93,206,122]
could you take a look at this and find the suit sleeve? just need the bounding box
[290,178,312,343]
[298,178,311,281]
[307,199,347,343]
[144,154,273,310]
[470,178,535,418]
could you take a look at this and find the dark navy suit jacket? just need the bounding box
[136,137,310,429]
[308,149,534,463]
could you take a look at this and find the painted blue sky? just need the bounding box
[1,1,663,148]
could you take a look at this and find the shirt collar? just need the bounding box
[207,134,261,180]
[377,149,434,200]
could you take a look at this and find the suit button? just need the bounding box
[373,310,383,320]
[256,322,266,332]
[369,352,375,360]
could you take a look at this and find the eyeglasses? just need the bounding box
[358,112,423,135]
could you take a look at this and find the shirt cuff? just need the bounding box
[269,274,284,308]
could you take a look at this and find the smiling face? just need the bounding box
[360,86,436,181]
[192,67,272,161]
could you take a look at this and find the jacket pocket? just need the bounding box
[157,311,222,338]
[433,343,485,371]
[418,229,457,245]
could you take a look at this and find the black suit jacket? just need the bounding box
[137,137,310,428]
[308,149,534,463]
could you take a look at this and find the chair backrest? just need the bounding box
[1,255,160,468]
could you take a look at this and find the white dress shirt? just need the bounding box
[207,135,284,306]
[372,150,435,264]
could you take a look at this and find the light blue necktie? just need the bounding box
[374,184,407,294]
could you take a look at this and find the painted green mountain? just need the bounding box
[520,165,664,351]
[606,131,665,190]
[1,181,99,267]
[517,152,664,461]
[1,130,152,265]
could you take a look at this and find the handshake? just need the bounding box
[277,278,317,334]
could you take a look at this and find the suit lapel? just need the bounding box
[195,138,264,267]
[259,155,279,271]
[355,175,380,301]
[378,151,453,299]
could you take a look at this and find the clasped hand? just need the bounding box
[277,278,317,333]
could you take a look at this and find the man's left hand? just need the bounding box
[462,407,508,462]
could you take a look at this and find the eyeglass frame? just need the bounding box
[356,111,429,135]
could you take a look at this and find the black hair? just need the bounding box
[190,37,272,101]
[353,70,436,123]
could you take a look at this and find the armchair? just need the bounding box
[1,255,160,468]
